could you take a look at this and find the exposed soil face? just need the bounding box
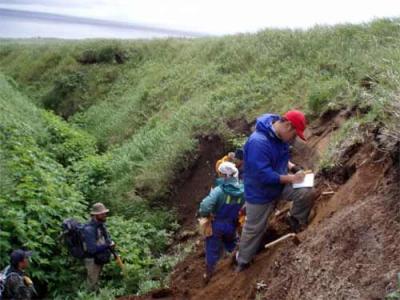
[171,135,226,230]
[292,107,356,170]
[264,149,398,299]
[262,169,400,300]
[170,118,253,232]
[120,112,400,300]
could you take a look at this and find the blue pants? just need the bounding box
[205,221,237,273]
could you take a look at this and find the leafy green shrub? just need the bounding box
[22,50,63,82]
[92,215,175,295]
[70,154,112,204]
[42,71,86,117]
[77,49,98,64]
[0,125,88,295]
[41,112,97,167]
[72,287,121,300]
[102,68,120,84]
[97,46,117,64]
[0,44,13,58]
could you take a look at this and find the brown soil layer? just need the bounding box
[171,135,226,230]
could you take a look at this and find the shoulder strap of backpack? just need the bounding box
[223,193,243,204]
[0,267,22,294]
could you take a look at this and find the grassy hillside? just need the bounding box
[1,18,400,298]
[2,19,400,207]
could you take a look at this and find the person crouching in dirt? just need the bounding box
[215,149,244,186]
[198,162,245,283]
[83,202,115,291]
[235,110,315,272]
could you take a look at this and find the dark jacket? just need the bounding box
[243,114,289,204]
[3,266,34,300]
[82,219,112,264]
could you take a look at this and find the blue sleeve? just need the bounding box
[198,187,223,217]
[247,139,281,185]
[83,225,108,255]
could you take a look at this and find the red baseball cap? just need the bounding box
[283,110,307,141]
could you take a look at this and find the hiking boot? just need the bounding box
[234,262,249,273]
[285,214,301,233]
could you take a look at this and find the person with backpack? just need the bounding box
[198,162,245,283]
[1,249,35,300]
[82,202,115,291]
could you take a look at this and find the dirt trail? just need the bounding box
[121,111,400,300]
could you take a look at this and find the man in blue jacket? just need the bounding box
[83,202,115,290]
[235,110,315,271]
[198,162,244,283]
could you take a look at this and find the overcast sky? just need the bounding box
[0,0,399,39]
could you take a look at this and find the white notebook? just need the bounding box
[292,173,314,189]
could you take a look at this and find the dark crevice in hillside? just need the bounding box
[311,105,370,131]
[76,44,130,65]
[168,118,253,231]
[169,135,226,230]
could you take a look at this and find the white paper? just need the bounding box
[292,173,314,189]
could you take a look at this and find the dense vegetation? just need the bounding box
[1,18,399,298]
[0,74,177,299]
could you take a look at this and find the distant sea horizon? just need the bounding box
[0,8,209,39]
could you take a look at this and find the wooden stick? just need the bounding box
[264,233,296,249]
[321,191,335,195]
